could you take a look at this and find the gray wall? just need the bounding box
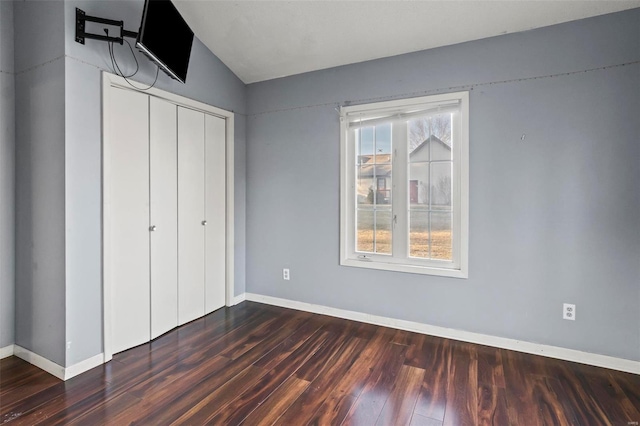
[0,0,15,349]
[14,0,66,365]
[63,0,247,366]
[246,9,640,361]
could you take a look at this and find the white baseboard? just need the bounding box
[0,344,14,359]
[12,346,104,381]
[64,353,104,380]
[14,345,65,380]
[229,293,246,306]
[244,293,640,375]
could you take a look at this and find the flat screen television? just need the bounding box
[136,0,194,83]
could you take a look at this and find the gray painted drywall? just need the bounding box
[63,0,247,365]
[246,9,640,361]
[14,0,66,366]
[0,0,15,349]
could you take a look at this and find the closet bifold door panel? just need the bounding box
[177,107,206,325]
[150,97,178,339]
[103,73,233,360]
[205,114,226,314]
[109,87,151,354]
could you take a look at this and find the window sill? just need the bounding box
[340,257,468,279]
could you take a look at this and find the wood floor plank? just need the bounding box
[113,301,257,365]
[65,391,142,426]
[413,338,450,422]
[548,365,619,425]
[321,327,398,399]
[215,311,303,361]
[119,314,321,424]
[294,331,349,382]
[476,344,505,389]
[612,370,640,412]
[300,329,399,426]
[250,315,327,371]
[375,364,425,426]
[0,366,60,419]
[105,303,266,385]
[16,306,299,426]
[1,364,108,425]
[166,365,267,425]
[166,321,324,425]
[342,342,408,425]
[240,376,311,426]
[443,342,478,426]
[403,333,430,369]
[206,331,332,425]
[410,413,444,426]
[124,308,299,399]
[538,375,591,425]
[24,381,122,426]
[0,357,49,391]
[276,337,369,425]
[577,368,640,423]
[1,301,637,425]
[502,349,546,426]
[476,384,510,426]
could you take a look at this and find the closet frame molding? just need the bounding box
[101,72,235,362]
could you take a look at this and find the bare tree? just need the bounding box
[433,175,452,207]
[408,114,452,152]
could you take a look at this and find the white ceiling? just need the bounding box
[174,1,640,84]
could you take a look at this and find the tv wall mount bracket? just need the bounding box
[75,8,138,45]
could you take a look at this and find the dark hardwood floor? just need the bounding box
[1,301,638,425]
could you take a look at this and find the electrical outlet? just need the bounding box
[67,341,72,350]
[563,303,576,321]
[283,268,290,280]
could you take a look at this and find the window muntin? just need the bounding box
[340,92,468,277]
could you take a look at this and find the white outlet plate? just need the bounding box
[563,303,576,320]
[283,268,290,280]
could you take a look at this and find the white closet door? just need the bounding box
[205,114,226,313]
[150,97,178,339]
[109,87,150,354]
[178,107,206,325]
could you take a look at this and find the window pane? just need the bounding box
[374,123,392,164]
[375,209,392,254]
[409,163,429,208]
[358,127,374,160]
[356,209,374,253]
[431,212,452,260]
[430,114,452,161]
[356,209,393,255]
[408,118,430,159]
[376,173,391,205]
[409,211,429,258]
[431,162,452,210]
[357,166,374,206]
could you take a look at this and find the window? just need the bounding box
[340,92,469,278]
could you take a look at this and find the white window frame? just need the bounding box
[340,92,469,278]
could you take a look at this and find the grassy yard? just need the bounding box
[357,209,452,259]
[356,229,452,259]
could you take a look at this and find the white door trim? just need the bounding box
[101,72,235,362]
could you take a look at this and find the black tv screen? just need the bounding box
[136,0,194,83]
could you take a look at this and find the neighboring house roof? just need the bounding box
[357,153,392,178]
[357,136,450,179]
[410,135,450,158]
[359,164,391,178]
[358,154,391,164]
